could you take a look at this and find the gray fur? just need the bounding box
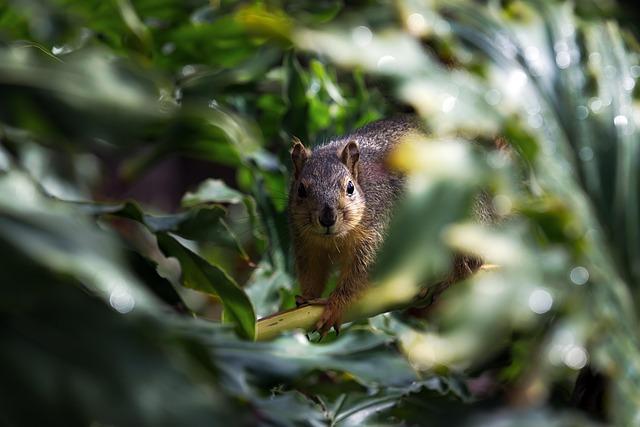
[287,116,492,332]
[292,116,420,233]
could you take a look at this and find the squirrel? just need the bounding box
[288,116,487,336]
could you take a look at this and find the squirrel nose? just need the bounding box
[319,207,337,227]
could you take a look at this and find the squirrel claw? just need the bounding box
[314,302,343,338]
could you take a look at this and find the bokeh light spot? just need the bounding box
[614,115,628,127]
[484,89,501,106]
[589,97,603,113]
[555,51,571,69]
[524,46,540,62]
[352,25,372,47]
[529,288,553,314]
[570,266,589,285]
[109,288,135,314]
[576,105,589,120]
[441,95,457,113]
[407,13,426,35]
[564,346,588,370]
[579,147,593,162]
[624,77,636,91]
[506,70,528,95]
[492,194,512,216]
[376,55,396,71]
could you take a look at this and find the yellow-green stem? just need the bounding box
[256,265,498,340]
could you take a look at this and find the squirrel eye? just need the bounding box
[298,183,307,198]
[346,181,355,195]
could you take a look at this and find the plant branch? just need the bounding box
[256,265,498,340]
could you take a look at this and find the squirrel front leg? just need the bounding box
[294,248,331,303]
[315,244,373,336]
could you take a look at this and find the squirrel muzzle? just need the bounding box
[318,205,337,228]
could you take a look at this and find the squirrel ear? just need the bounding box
[291,137,309,179]
[340,141,359,178]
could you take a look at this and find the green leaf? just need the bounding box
[157,233,255,340]
[245,262,292,317]
[323,377,469,426]
[0,171,160,314]
[207,328,417,388]
[79,201,250,261]
[372,180,478,284]
[182,178,245,206]
[282,52,310,141]
[0,237,253,426]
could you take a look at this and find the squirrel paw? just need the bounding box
[295,295,328,307]
[314,301,343,338]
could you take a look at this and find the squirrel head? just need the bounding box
[289,138,365,238]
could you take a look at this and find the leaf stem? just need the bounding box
[255,265,499,340]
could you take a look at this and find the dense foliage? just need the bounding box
[2,0,640,425]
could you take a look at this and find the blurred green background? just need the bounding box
[2,0,640,425]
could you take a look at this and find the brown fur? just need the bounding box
[288,116,488,334]
[288,116,420,334]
